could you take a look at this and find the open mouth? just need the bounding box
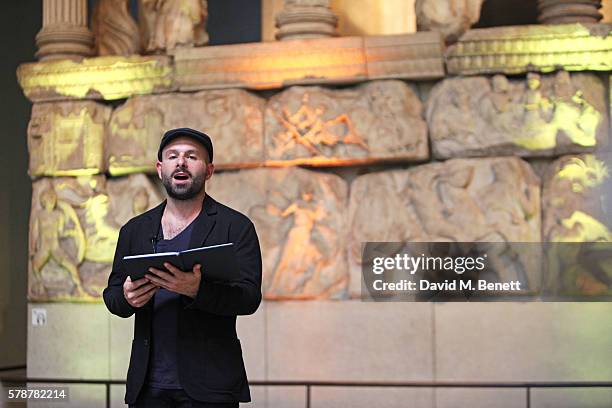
[173,172,190,181]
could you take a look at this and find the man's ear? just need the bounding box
[206,163,215,180]
[155,161,162,179]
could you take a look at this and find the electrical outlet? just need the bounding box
[32,308,47,326]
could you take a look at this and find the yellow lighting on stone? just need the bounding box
[556,155,609,192]
[513,91,601,150]
[555,211,612,242]
[17,55,174,101]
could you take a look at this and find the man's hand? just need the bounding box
[145,263,202,299]
[123,276,158,308]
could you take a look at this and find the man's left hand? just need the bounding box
[146,263,202,299]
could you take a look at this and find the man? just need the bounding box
[103,127,262,407]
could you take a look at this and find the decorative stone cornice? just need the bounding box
[17,55,174,102]
[447,23,612,75]
[174,32,445,91]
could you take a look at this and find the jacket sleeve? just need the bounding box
[103,223,137,318]
[183,220,262,316]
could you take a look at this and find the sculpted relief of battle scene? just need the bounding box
[26,69,612,301]
[28,174,161,301]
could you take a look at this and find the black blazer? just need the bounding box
[102,194,262,405]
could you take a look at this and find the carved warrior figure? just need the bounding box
[92,0,141,56]
[427,72,606,158]
[30,187,90,297]
[138,0,209,53]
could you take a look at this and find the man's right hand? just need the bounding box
[124,276,158,308]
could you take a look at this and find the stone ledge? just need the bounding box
[447,23,612,75]
[173,32,445,91]
[16,55,175,102]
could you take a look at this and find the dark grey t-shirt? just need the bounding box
[146,218,196,389]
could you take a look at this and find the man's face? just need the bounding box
[156,136,214,200]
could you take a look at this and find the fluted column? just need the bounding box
[275,0,338,41]
[36,0,94,61]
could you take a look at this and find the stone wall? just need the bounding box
[25,72,612,303]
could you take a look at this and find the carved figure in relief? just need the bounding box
[139,0,208,53]
[30,188,89,297]
[266,190,331,295]
[92,0,141,55]
[274,94,369,156]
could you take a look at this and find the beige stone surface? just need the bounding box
[110,314,133,380]
[27,303,110,379]
[265,80,428,165]
[416,0,484,43]
[435,302,612,382]
[207,167,349,299]
[312,387,434,408]
[436,388,526,408]
[267,386,306,408]
[92,0,141,56]
[427,72,609,159]
[111,384,128,408]
[138,0,208,53]
[531,387,612,408]
[28,175,160,301]
[541,153,612,297]
[347,157,541,296]
[266,300,434,381]
[107,89,265,175]
[237,301,267,381]
[27,101,111,177]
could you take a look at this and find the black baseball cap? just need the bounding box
[157,127,213,163]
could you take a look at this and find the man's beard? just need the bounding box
[161,169,205,200]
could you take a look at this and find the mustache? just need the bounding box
[172,168,192,177]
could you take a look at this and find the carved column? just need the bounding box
[537,0,602,24]
[275,0,338,41]
[36,0,94,61]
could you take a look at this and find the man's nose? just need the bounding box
[177,154,186,166]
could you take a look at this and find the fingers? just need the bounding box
[124,276,149,291]
[130,282,158,298]
[127,284,158,308]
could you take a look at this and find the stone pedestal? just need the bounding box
[538,0,603,24]
[36,0,94,61]
[275,0,338,41]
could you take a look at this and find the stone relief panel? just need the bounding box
[264,80,428,166]
[207,167,349,300]
[29,174,161,301]
[139,0,208,53]
[427,72,609,159]
[27,101,111,177]
[107,89,265,175]
[347,157,542,297]
[106,173,164,227]
[542,153,612,297]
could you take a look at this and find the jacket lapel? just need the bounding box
[188,193,217,249]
